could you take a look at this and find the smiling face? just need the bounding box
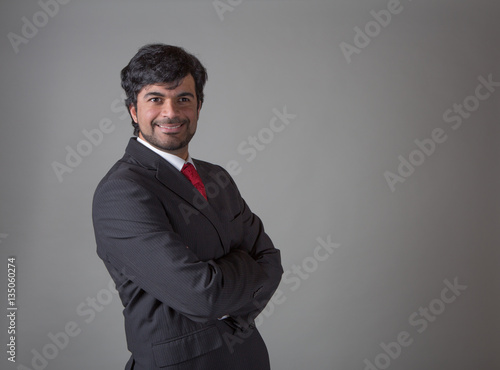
[129,74,201,160]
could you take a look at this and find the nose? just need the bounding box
[161,99,179,118]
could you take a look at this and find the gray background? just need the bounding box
[1,0,499,369]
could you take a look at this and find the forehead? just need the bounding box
[138,74,196,96]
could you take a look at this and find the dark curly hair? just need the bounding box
[120,44,208,136]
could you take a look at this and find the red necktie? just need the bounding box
[181,162,207,200]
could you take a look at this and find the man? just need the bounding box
[92,44,283,370]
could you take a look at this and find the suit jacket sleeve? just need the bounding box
[92,177,270,322]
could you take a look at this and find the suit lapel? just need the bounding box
[156,161,231,254]
[125,138,231,254]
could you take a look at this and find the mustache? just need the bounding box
[153,117,189,125]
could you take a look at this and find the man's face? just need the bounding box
[129,74,201,159]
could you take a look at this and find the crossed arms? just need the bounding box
[92,175,283,325]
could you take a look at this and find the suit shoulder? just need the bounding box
[192,158,217,169]
[193,159,230,175]
[95,154,154,191]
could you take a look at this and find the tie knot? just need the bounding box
[181,162,193,172]
[182,162,197,181]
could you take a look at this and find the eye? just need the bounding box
[179,97,191,103]
[149,97,163,103]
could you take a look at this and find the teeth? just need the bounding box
[158,124,181,129]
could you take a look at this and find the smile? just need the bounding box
[157,123,183,129]
[155,123,184,131]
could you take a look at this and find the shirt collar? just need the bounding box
[136,136,195,171]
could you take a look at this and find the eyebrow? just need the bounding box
[143,91,195,99]
[143,91,165,99]
[177,92,195,99]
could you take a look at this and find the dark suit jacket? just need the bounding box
[92,138,283,369]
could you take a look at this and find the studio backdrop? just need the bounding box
[1,0,499,369]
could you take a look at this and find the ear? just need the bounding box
[197,101,202,116]
[129,104,138,123]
